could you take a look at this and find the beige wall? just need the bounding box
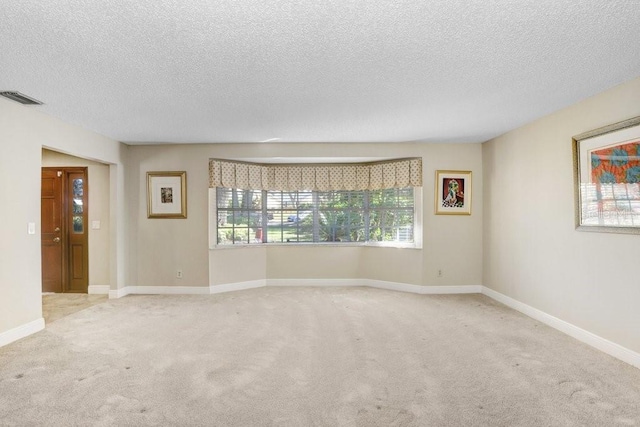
[483,76,640,354]
[126,146,211,287]
[0,97,127,337]
[3,76,638,359]
[41,149,111,289]
[127,142,484,289]
[210,246,267,285]
[5,72,639,363]
[266,246,362,281]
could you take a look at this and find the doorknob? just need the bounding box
[54,227,60,232]
[53,237,60,243]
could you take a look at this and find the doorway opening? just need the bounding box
[41,167,89,293]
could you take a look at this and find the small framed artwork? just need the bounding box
[147,171,187,218]
[573,116,640,234]
[435,170,472,215]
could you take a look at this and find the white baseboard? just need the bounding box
[113,280,479,297]
[210,280,266,294]
[88,285,110,295]
[0,318,45,348]
[366,280,481,295]
[482,286,640,369]
[421,285,483,294]
[267,278,362,287]
[109,287,130,299]
[111,286,210,297]
[266,279,481,295]
[130,286,210,295]
[366,280,426,294]
[110,282,266,297]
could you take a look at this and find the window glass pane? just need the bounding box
[72,179,84,215]
[216,188,263,245]
[73,216,83,233]
[317,191,365,242]
[368,189,414,242]
[397,188,414,207]
[71,179,84,233]
[73,199,83,214]
[216,187,414,245]
[73,178,83,197]
[265,191,314,243]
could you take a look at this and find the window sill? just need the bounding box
[210,242,421,250]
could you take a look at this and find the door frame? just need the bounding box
[41,166,89,293]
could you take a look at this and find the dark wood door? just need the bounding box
[41,167,89,293]
[66,170,89,292]
[41,169,63,293]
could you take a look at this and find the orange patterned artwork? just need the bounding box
[582,139,640,229]
[574,117,640,232]
[590,141,640,184]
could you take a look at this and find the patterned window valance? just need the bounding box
[209,158,422,191]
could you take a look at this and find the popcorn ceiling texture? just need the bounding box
[1,0,639,144]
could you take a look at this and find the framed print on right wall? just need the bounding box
[572,116,640,234]
[435,170,472,215]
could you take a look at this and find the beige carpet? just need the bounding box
[1,287,639,426]
[42,293,108,324]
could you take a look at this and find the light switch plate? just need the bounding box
[91,220,101,230]
[28,222,36,235]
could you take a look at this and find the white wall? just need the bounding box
[41,149,111,290]
[127,142,483,289]
[483,76,640,354]
[0,98,127,340]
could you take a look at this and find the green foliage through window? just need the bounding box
[216,188,414,245]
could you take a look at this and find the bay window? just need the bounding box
[210,158,422,247]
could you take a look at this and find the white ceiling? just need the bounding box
[2,1,640,145]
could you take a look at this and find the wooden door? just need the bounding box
[41,169,63,293]
[41,167,89,293]
[66,170,88,292]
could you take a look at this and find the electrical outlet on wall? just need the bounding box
[437,269,443,278]
[176,270,183,279]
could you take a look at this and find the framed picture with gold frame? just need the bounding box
[435,170,472,215]
[572,116,640,234]
[147,171,187,218]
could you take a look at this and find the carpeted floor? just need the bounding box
[1,287,639,426]
[42,293,108,324]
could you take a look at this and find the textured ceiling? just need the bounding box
[1,0,640,145]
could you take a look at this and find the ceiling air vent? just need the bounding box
[0,91,43,105]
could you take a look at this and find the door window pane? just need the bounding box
[72,179,84,233]
[73,216,83,233]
